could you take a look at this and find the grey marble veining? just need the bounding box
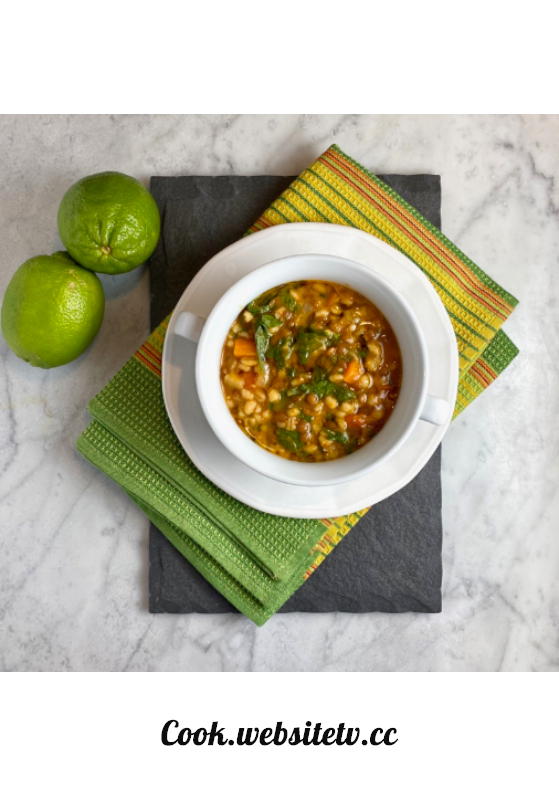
[0,114,557,671]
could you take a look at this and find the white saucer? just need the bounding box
[162,224,458,518]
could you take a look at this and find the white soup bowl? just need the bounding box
[173,254,449,486]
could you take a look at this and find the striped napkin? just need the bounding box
[77,145,519,625]
[248,145,519,415]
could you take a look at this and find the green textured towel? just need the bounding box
[79,420,316,626]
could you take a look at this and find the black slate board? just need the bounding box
[148,173,443,615]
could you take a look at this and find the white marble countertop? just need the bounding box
[1,115,557,671]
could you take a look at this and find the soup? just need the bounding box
[219,280,402,462]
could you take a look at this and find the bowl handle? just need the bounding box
[173,311,206,343]
[420,395,451,426]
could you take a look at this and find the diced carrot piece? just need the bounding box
[343,358,362,384]
[346,414,366,429]
[242,369,257,388]
[233,338,257,357]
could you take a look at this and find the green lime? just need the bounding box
[1,252,105,368]
[57,171,160,275]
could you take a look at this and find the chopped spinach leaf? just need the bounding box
[323,384,357,403]
[297,331,326,363]
[287,367,356,402]
[252,312,282,372]
[300,411,313,422]
[276,428,303,453]
[313,328,341,342]
[266,336,293,370]
[296,328,341,364]
[246,286,281,315]
[246,300,270,316]
[310,368,357,402]
[259,313,282,331]
[273,336,294,369]
[322,428,349,445]
[286,385,308,398]
[254,324,270,372]
[280,289,297,311]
